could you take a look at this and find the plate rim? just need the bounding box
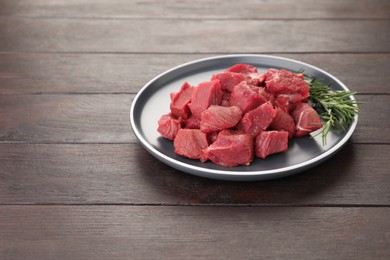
[130,54,358,180]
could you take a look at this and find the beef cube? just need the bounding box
[255,131,289,159]
[157,113,182,140]
[188,80,223,119]
[226,64,258,74]
[265,69,309,102]
[291,103,322,137]
[238,103,276,137]
[170,82,195,119]
[246,72,266,86]
[269,108,296,138]
[174,129,208,161]
[203,130,254,167]
[273,94,299,113]
[257,87,275,102]
[208,131,219,144]
[184,114,201,129]
[211,71,246,92]
[229,81,267,114]
[200,105,242,133]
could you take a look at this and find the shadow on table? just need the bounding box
[135,141,356,205]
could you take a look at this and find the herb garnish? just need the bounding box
[304,74,359,145]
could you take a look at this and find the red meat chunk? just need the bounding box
[255,131,289,159]
[246,72,266,86]
[257,87,275,102]
[273,94,300,113]
[291,103,322,137]
[226,64,258,74]
[174,129,208,161]
[211,71,246,92]
[203,130,254,167]
[238,103,276,137]
[170,82,195,119]
[229,81,267,114]
[157,113,182,140]
[265,69,309,102]
[188,80,223,119]
[200,105,242,133]
[269,107,296,138]
[184,114,200,129]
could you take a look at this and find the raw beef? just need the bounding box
[200,105,242,132]
[265,69,309,102]
[157,65,325,168]
[273,93,304,113]
[174,129,208,161]
[238,103,276,137]
[226,64,258,74]
[184,114,200,129]
[188,80,223,119]
[257,87,274,102]
[247,72,266,86]
[157,113,182,140]
[269,107,296,138]
[203,130,254,167]
[211,71,246,92]
[229,81,267,114]
[291,103,322,137]
[170,82,195,119]
[255,131,289,159]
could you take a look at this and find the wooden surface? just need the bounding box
[0,1,389,259]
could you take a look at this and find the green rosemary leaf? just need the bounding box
[306,76,359,145]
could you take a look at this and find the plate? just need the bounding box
[130,55,358,181]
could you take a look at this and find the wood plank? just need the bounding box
[0,19,389,53]
[0,206,389,259]
[0,53,389,94]
[1,0,389,19]
[0,94,386,144]
[0,94,133,143]
[0,143,388,205]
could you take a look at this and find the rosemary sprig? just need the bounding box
[306,75,359,145]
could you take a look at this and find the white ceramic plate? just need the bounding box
[130,55,358,181]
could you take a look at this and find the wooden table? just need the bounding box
[1,0,389,259]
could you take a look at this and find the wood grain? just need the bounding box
[0,94,387,144]
[0,94,133,143]
[0,206,389,259]
[0,19,389,53]
[1,0,389,19]
[0,143,388,205]
[0,53,389,94]
[0,0,388,258]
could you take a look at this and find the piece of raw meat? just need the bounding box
[174,129,208,161]
[184,114,201,129]
[157,113,182,140]
[229,81,267,114]
[247,72,266,86]
[265,69,309,102]
[291,103,322,137]
[272,94,299,113]
[255,131,289,159]
[211,71,246,92]
[170,82,195,119]
[188,80,223,119]
[238,103,276,137]
[200,105,242,133]
[226,64,258,74]
[269,107,296,138]
[203,130,254,167]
